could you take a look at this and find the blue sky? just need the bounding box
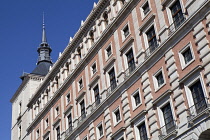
[0,0,98,139]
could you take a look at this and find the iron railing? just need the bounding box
[107,83,117,97]
[159,120,177,139]
[168,15,185,35]
[77,113,86,125]
[187,97,209,121]
[124,64,136,79]
[65,125,73,138]
[90,99,101,112]
[145,43,159,59]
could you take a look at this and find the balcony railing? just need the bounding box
[124,64,136,79]
[65,125,73,138]
[168,15,185,35]
[90,99,101,112]
[107,83,117,97]
[159,120,177,139]
[145,43,159,59]
[77,113,86,125]
[187,98,209,122]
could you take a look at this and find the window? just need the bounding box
[82,136,88,140]
[19,102,22,115]
[45,118,49,129]
[67,114,72,131]
[77,48,82,59]
[189,80,207,114]
[156,72,164,87]
[36,129,40,139]
[131,91,141,110]
[91,63,97,75]
[93,85,100,105]
[142,1,150,16]
[18,125,21,139]
[170,0,185,29]
[122,25,130,40]
[79,78,83,90]
[108,68,117,91]
[66,93,70,104]
[137,123,148,140]
[179,43,194,69]
[153,69,165,90]
[80,100,86,119]
[113,108,121,126]
[161,103,176,134]
[55,106,59,116]
[126,49,135,73]
[106,45,112,58]
[103,12,109,27]
[97,123,104,139]
[56,126,60,140]
[146,26,158,53]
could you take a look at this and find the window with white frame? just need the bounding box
[170,0,185,29]
[113,107,121,126]
[122,24,130,40]
[158,103,176,135]
[45,118,49,129]
[106,45,112,59]
[36,129,40,139]
[179,43,194,69]
[66,93,70,105]
[93,84,100,105]
[153,69,165,91]
[91,62,97,75]
[56,126,60,140]
[141,1,150,17]
[80,100,86,119]
[18,125,22,139]
[45,136,50,140]
[131,90,141,110]
[146,26,158,53]
[78,78,83,90]
[186,79,207,114]
[67,113,73,131]
[96,122,104,139]
[126,49,136,73]
[55,106,59,117]
[134,121,148,140]
[108,68,117,91]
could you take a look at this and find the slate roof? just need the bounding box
[31,62,52,76]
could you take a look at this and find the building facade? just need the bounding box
[11,0,210,140]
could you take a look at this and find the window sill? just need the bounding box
[114,120,122,127]
[155,83,166,93]
[181,59,195,70]
[122,33,131,44]
[132,103,142,111]
[142,10,151,21]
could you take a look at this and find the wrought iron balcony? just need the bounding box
[77,113,86,125]
[90,99,101,112]
[187,98,209,123]
[168,15,185,35]
[107,82,117,97]
[65,125,73,138]
[145,43,159,59]
[159,120,177,140]
[124,64,136,79]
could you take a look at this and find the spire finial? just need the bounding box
[41,12,47,45]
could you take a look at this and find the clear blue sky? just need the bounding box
[0,0,98,139]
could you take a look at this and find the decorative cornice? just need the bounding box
[110,127,125,139]
[88,74,100,88]
[119,37,134,55]
[179,65,203,83]
[152,90,172,105]
[75,90,86,103]
[139,13,156,33]
[130,110,147,124]
[103,57,116,73]
[63,104,73,116]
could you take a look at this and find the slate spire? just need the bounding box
[31,13,53,76]
[37,13,52,65]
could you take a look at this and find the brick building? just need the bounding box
[11,0,210,140]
